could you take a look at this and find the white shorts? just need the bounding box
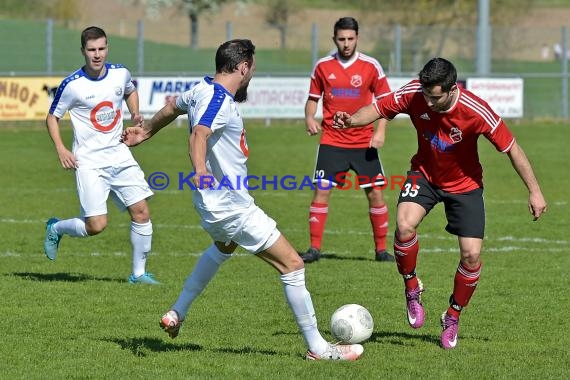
[76,165,154,217]
[198,204,281,254]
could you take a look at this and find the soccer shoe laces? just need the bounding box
[405,279,424,301]
[441,313,459,329]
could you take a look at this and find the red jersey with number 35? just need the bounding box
[373,79,515,193]
[309,52,391,148]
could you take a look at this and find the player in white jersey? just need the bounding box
[44,26,159,285]
[121,39,363,361]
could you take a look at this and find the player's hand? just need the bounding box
[305,118,321,136]
[528,191,547,221]
[332,111,351,129]
[56,147,77,169]
[369,133,385,148]
[192,170,217,189]
[131,113,144,128]
[121,127,147,147]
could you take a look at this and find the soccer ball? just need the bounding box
[330,304,374,344]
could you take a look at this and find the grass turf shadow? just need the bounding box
[9,271,123,283]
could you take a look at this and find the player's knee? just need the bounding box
[283,253,304,273]
[86,223,106,235]
[85,218,107,235]
[460,251,481,267]
[395,222,416,240]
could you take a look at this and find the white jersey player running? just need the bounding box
[44,26,158,284]
[122,39,364,361]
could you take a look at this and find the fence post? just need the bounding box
[226,21,233,40]
[393,24,401,74]
[311,23,318,68]
[476,0,491,75]
[137,20,144,75]
[46,18,53,75]
[562,26,568,120]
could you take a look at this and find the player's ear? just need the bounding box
[240,61,249,76]
[450,84,458,95]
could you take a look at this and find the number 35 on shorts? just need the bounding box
[400,182,420,198]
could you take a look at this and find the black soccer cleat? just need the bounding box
[299,247,321,263]
[375,250,395,262]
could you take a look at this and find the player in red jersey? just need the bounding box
[333,57,547,349]
[300,17,394,263]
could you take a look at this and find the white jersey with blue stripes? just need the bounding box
[176,76,254,212]
[49,63,137,169]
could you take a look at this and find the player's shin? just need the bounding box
[281,268,328,354]
[130,220,152,277]
[447,262,482,318]
[172,244,232,320]
[394,232,419,289]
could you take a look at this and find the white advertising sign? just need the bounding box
[133,76,522,120]
[466,78,524,118]
[135,77,202,114]
[240,77,313,118]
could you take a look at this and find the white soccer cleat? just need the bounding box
[160,310,183,339]
[305,343,364,361]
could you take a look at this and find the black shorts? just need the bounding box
[312,144,386,188]
[397,171,485,238]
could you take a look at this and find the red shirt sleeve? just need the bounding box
[373,80,420,119]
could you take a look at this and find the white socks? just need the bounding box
[280,268,328,355]
[172,244,232,320]
[130,220,153,277]
[52,218,88,237]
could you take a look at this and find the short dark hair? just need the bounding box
[334,17,359,36]
[215,39,256,74]
[81,26,107,49]
[418,57,457,92]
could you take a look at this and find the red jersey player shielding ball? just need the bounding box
[300,17,394,263]
[333,57,547,349]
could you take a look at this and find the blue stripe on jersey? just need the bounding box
[49,68,86,114]
[198,86,228,128]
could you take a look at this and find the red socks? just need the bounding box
[369,205,389,252]
[309,202,328,250]
[394,232,419,290]
[447,262,482,318]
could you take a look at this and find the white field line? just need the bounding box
[1,217,567,244]
[1,216,568,257]
[2,245,568,258]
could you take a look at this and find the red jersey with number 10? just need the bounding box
[373,79,515,193]
[309,52,391,148]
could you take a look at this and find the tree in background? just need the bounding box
[265,0,299,50]
[125,0,249,49]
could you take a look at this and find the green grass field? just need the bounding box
[0,119,568,378]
